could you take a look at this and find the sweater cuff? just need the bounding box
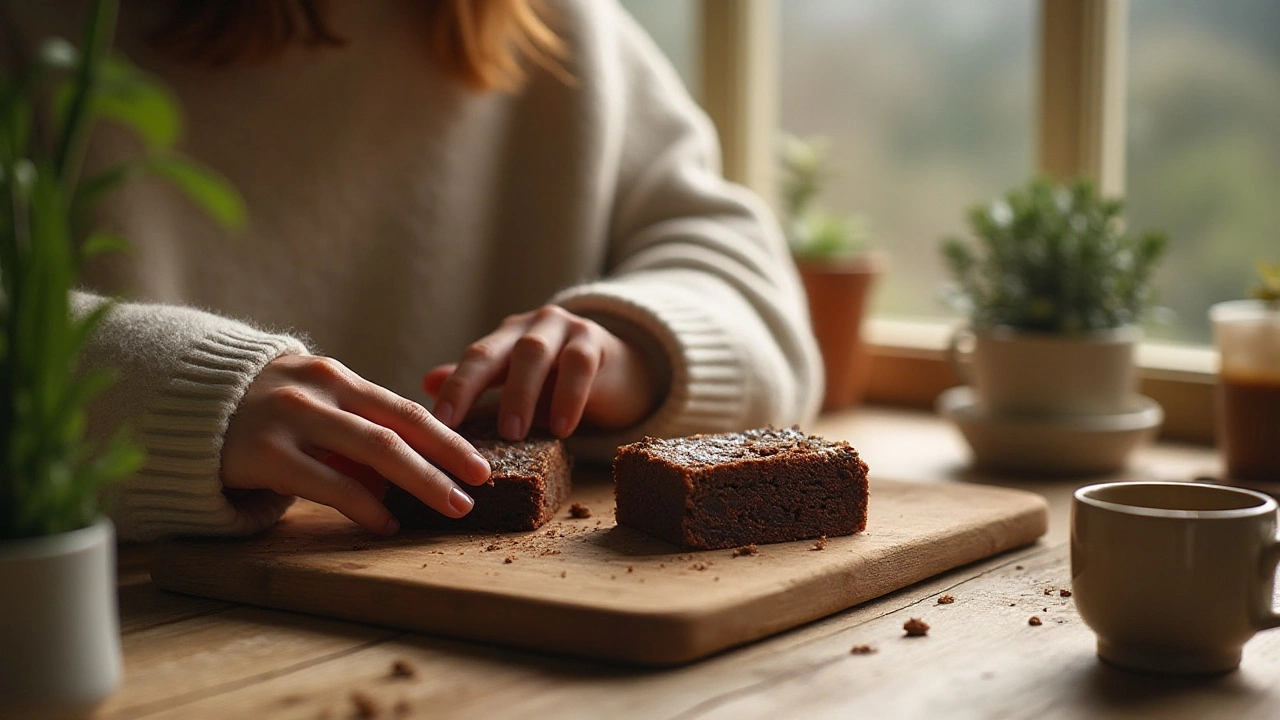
[553,277,751,462]
[107,327,307,542]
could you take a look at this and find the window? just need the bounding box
[778,0,1036,322]
[1127,0,1280,344]
[618,0,701,95]
[621,0,1233,440]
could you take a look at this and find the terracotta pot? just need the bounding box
[796,253,885,411]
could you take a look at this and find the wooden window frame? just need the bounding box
[697,0,1216,444]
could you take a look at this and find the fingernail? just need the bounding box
[382,517,400,535]
[435,401,454,427]
[552,415,570,438]
[449,487,474,516]
[501,415,522,440]
[467,452,491,483]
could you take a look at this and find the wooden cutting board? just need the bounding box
[151,476,1047,666]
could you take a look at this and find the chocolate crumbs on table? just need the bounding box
[1029,616,1043,626]
[1044,588,1054,595]
[1015,565,1024,570]
[903,618,930,637]
[732,544,759,557]
[937,594,955,605]
[850,644,878,655]
[811,535,828,551]
[351,691,378,719]
[503,556,514,564]
[627,566,634,573]
[560,571,566,578]
[390,659,416,679]
[569,503,592,519]
[1059,589,1072,598]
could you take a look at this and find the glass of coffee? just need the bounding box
[1211,300,1280,483]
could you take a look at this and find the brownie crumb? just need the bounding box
[1043,588,1054,596]
[1009,602,1016,607]
[1015,565,1024,570]
[627,566,634,573]
[690,562,709,571]
[937,594,955,605]
[903,618,930,637]
[811,535,828,551]
[560,570,566,578]
[484,543,499,552]
[850,644,878,655]
[732,544,760,558]
[1059,589,1072,598]
[1029,616,1043,626]
[351,691,378,719]
[569,503,592,519]
[503,556,514,564]
[390,659,415,679]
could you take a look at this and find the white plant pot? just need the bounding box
[948,325,1141,417]
[0,517,122,719]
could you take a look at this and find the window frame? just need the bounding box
[696,0,1215,444]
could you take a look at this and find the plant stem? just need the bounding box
[53,0,118,192]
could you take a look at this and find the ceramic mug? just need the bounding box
[1071,481,1280,674]
[947,325,1139,417]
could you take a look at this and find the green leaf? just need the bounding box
[145,155,247,230]
[79,232,131,263]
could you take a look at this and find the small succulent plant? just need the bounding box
[1250,261,1280,302]
[940,178,1168,334]
[778,134,869,261]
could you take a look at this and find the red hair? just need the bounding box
[151,0,566,91]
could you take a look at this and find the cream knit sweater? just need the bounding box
[7,0,823,541]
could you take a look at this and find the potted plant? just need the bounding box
[0,2,243,716]
[779,134,885,411]
[939,178,1168,419]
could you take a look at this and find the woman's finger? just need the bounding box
[431,322,525,428]
[298,404,475,519]
[337,379,491,486]
[497,310,570,440]
[421,364,456,398]
[273,449,400,535]
[547,325,602,438]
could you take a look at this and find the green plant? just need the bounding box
[778,134,869,261]
[1250,261,1280,302]
[940,178,1168,334]
[1,0,245,539]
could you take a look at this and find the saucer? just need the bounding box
[937,386,1164,476]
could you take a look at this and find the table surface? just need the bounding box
[102,407,1280,720]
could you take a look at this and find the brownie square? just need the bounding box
[382,436,572,532]
[613,427,869,550]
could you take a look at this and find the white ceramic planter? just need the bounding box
[948,325,1141,417]
[0,517,122,719]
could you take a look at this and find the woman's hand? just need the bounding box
[221,355,492,535]
[423,305,659,440]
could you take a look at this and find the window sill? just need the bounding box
[863,318,1217,444]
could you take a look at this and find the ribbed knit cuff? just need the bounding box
[553,276,752,463]
[108,328,307,542]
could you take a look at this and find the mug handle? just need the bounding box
[946,326,974,384]
[1254,536,1280,630]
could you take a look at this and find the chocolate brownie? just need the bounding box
[613,427,868,550]
[382,436,572,532]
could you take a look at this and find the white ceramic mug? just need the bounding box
[947,325,1139,417]
[1071,482,1280,674]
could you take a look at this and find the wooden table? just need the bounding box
[103,407,1280,720]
